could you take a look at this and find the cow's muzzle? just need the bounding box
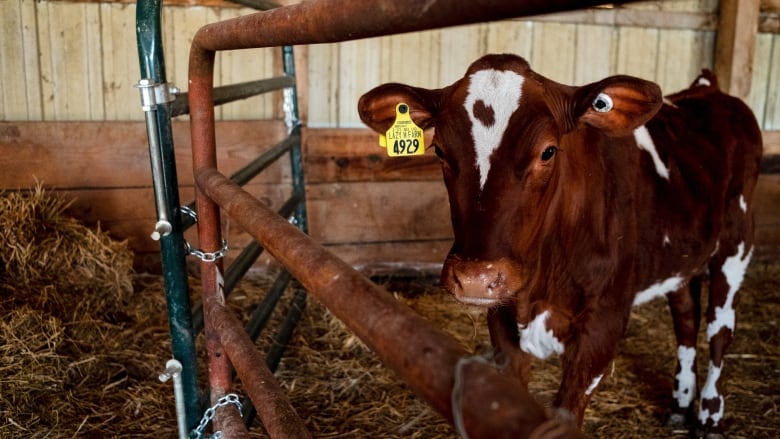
[441,256,522,306]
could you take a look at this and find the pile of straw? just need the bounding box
[0,187,176,437]
[0,186,133,320]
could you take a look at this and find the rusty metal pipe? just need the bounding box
[205,293,312,439]
[213,401,250,439]
[195,168,587,439]
[190,0,630,53]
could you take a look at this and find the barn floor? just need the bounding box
[3,260,778,438]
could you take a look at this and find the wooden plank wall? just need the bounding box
[0,0,278,121]
[1,0,779,268]
[0,121,293,270]
[1,1,779,127]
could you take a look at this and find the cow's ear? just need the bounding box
[574,76,663,137]
[358,83,440,133]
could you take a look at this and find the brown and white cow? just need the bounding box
[359,54,762,437]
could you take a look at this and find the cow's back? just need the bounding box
[632,75,763,286]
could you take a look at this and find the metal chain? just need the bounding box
[180,205,198,222]
[189,393,243,439]
[185,240,228,262]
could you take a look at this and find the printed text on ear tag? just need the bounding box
[380,103,425,157]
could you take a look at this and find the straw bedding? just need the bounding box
[1,188,778,438]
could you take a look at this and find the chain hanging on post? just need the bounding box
[185,240,229,263]
[188,393,243,439]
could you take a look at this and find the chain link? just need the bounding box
[189,393,243,439]
[185,240,228,262]
[180,205,198,222]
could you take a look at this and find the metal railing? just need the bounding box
[136,0,308,435]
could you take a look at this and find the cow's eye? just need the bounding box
[541,146,557,161]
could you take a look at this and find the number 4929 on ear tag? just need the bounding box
[378,103,425,157]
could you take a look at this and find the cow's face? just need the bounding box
[359,54,661,307]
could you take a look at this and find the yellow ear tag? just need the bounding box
[380,103,425,157]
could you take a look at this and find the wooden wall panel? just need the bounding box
[0,121,291,256]
[531,22,577,84]
[573,24,616,85]
[100,2,137,120]
[3,0,778,128]
[0,0,279,122]
[752,33,780,129]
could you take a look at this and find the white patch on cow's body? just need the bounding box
[699,361,724,425]
[585,374,604,396]
[673,346,697,408]
[518,310,564,359]
[739,195,747,212]
[634,125,670,180]
[697,77,712,87]
[464,69,524,189]
[706,242,752,341]
[633,275,684,306]
[663,234,671,246]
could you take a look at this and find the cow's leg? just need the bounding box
[487,303,531,384]
[699,241,752,438]
[553,309,629,427]
[666,276,703,428]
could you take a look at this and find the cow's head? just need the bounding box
[359,54,662,308]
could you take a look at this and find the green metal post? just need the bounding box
[282,45,309,234]
[136,0,201,431]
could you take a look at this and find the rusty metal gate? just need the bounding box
[138,0,625,437]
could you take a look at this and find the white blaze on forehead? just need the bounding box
[634,125,669,180]
[739,194,747,212]
[633,275,684,306]
[673,346,697,408]
[518,310,564,359]
[464,69,524,189]
[707,242,752,341]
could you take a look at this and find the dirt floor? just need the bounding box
[2,260,778,438]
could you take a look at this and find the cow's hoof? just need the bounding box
[694,427,725,439]
[666,412,687,428]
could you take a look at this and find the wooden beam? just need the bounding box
[530,8,718,31]
[715,0,761,100]
[762,0,780,12]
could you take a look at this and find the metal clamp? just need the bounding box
[185,240,228,263]
[135,79,177,111]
